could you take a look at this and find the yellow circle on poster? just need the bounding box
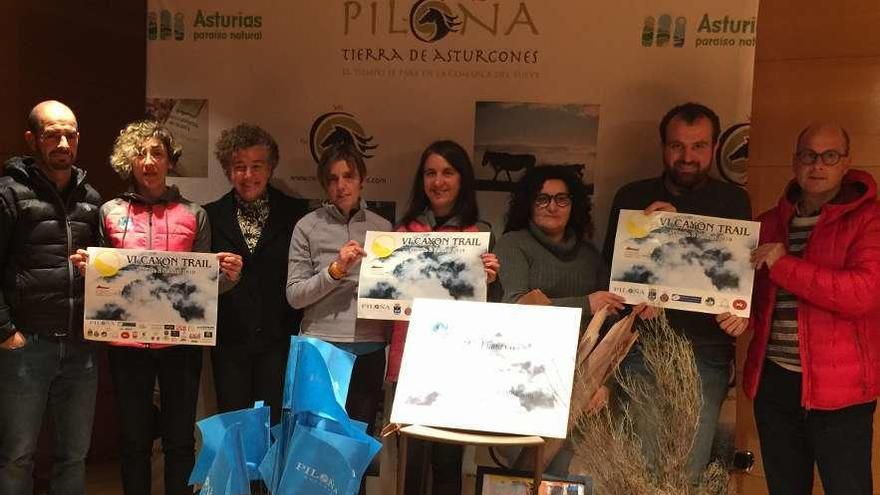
[94,251,122,277]
[625,216,652,238]
[371,235,395,258]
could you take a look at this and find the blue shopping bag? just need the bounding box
[190,403,270,485]
[290,413,382,480]
[285,338,356,427]
[277,424,374,495]
[200,422,250,495]
[283,336,355,411]
[260,336,382,493]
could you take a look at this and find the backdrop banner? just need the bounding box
[147,0,758,243]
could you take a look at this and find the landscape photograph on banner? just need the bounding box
[145,97,209,177]
[391,299,581,438]
[609,210,760,317]
[83,247,219,346]
[473,101,598,192]
[357,231,490,321]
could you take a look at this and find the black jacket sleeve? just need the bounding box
[734,187,753,221]
[0,191,17,342]
[602,189,625,266]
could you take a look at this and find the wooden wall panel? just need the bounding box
[739,2,880,494]
[750,57,880,168]
[2,1,147,475]
[742,165,791,216]
[7,2,146,198]
[0,2,23,171]
[756,1,880,61]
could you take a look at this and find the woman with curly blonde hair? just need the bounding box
[72,120,242,495]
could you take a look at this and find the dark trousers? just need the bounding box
[344,348,386,436]
[108,345,203,495]
[212,339,289,425]
[404,439,463,495]
[754,360,875,495]
[339,348,386,495]
[0,336,97,495]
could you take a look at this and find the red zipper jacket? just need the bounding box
[744,169,880,409]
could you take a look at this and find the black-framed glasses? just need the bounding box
[534,193,572,208]
[796,149,848,166]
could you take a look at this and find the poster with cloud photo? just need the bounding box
[357,231,490,321]
[391,299,580,438]
[83,247,219,346]
[609,210,760,317]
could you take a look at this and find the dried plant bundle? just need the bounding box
[572,311,733,495]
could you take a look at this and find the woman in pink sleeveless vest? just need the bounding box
[74,121,241,495]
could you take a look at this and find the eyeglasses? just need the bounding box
[534,193,572,208]
[795,149,848,166]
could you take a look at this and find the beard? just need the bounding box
[41,149,75,171]
[666,160,709,190]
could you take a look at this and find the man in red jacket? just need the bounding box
[746,123,880,495]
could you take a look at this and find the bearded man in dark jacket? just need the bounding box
[0,100,102,494]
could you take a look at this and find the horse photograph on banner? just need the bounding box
[474,101,598,193]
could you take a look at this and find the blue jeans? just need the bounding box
[0,335,98,495]
[619,348,731,482]
[688,356,730,479]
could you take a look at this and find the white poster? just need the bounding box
[391,299,580,438]
[83,247,219,346]
[357,231,490,320]
[609,209,759,317]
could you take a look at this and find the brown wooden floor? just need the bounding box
[83,461,122,495]
[82,455,392,495]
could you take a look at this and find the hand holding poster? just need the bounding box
[84,247,219,345]
[609,210,760,317]
[357,231,490,320]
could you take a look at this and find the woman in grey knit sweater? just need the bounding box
[496,165,624,319]
[495,165,624,475]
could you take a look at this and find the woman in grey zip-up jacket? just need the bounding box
[286,144,391,443]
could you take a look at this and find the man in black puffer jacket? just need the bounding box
[0,100,101,494]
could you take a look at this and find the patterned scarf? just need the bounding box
[235,192,270,252]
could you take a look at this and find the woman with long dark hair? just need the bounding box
[389,140,500,495]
